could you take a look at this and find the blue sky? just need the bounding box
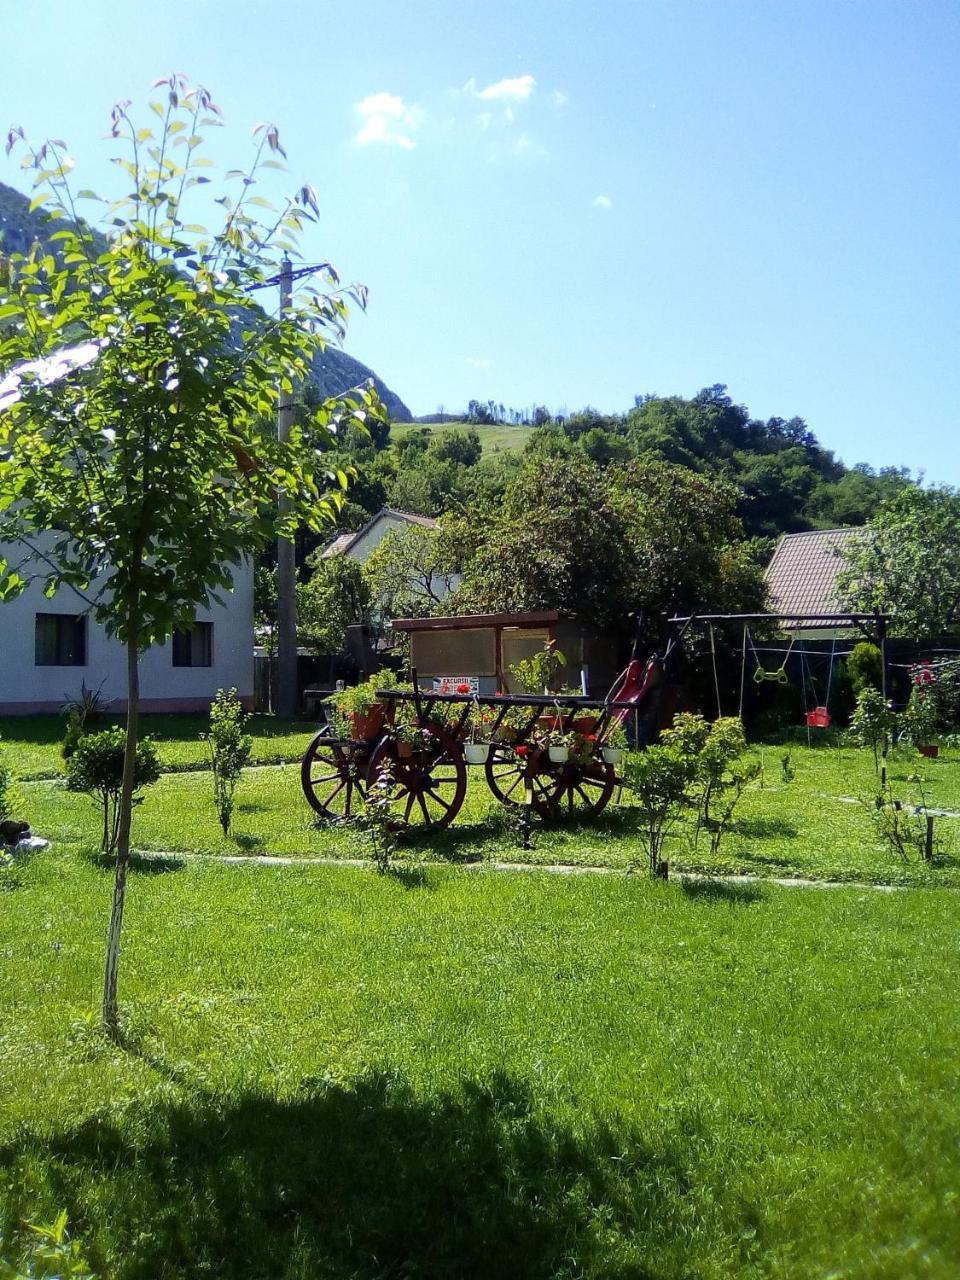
[3,0,959,481]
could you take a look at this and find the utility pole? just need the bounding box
[276,256,299,717]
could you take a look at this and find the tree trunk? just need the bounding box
[102,637,140,1038]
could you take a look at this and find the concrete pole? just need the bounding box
[276,256,299,718]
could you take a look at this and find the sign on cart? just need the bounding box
[433,676,480,696]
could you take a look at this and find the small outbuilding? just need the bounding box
[390,610,620,697]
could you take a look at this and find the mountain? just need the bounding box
[0,180,411,421]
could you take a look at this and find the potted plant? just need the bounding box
[600,718,628,765]
[545,729,574,764]
[329,678,388,742]
[464,698,492,765]
[906,678,939,758]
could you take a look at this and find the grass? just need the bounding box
[10,733,960,887]
[391,418,535,454]
[0,713,319,780]
[1,848,958,1277]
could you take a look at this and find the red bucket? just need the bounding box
[806,706,831,729]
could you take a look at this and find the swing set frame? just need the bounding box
[665,611,891,725]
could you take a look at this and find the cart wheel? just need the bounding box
[301,729,367,821]
[525,747,616,820]
[484,742,529,807]
[367,725,467,831]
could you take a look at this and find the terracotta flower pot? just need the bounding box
[349,704,385,742]
[918,743,939,759]
[397,739,414,759]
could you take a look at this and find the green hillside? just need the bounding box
[392,418,535,454]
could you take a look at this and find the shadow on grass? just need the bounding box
[3,1069,689,1280]
[80,849,185,876]
[232,833,265,852]
[385,863,433,890]
[680,878,765,905]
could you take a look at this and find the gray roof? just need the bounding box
[322,507,437,559]
[765,528,862,618]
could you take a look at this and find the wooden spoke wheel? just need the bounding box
[484,742,530,807]
[301,729,369,822]
[525,747,616,820]
[367,725,467,831]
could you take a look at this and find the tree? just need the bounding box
[836,486,960,639]
[0,79,384,1034]
[297,553,371,653]
[364,519,471,624]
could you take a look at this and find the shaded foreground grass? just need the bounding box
[2,848,959,1277]
[15,740,960,886]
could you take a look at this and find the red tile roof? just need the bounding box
[765,529,862,618]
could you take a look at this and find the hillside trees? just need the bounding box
[0,79,383,1033]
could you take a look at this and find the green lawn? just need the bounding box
[11,736,960,887]
[391,418,535,454]
[0,713,319,780]
[1,850,958,1277]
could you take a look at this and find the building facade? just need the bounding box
[0,552,254,714]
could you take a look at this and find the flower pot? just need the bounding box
[918,743,939,759]
[397,739,414,759]
[602,746,623,764]
[548,745,569,763]
[349,704,385,741]
[572,716,599,734]
[464,742,490,765]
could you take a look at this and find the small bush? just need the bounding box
[65,729,161,854]
[850,688,896,772]
[207,688,252,836]
[0,742,14,822]
[847,643,883,696]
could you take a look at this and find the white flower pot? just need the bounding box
[548,745,569,763]
[602,747,623,764]
[464,742,490,764]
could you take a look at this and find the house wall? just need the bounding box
[344,512,424,564]
[0,551,254,714]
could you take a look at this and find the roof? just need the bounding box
[392,610,564,633]
[765,528,862,617]
[322,507,437,559]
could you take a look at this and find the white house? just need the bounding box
[321,506,439,565]
[0,551,254,714]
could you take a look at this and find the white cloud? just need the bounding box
[357,92,407,119]
[476,74,536,102]
[354,91,417,149]
[465,357,492,369]
[592,194,612,209]
[551,90,569,109]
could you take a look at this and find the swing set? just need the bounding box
[668,611,890,730]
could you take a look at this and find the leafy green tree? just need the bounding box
[363,519,470,623]
[836,486,960,639]
[0,79,383,1033]
[65,729,161,855]
[297,553,371,653]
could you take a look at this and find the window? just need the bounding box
[35,613,87,666]
[172,622,213,668]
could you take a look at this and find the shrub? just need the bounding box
[207,688,252,836]
[65,729,161,854]
[847,643,883,696]
[850,688,896,772]
[60,681,111,760]
[621,742,697,876]
[0,1208,97,1279]
[509,642,567,694]
[354,759,399,874]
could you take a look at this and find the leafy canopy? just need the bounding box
[0,76,384,646]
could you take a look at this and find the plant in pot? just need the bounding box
[906,677,939,758]
[544,728,575,764]
[464,699,494,765]
[600,718,628,764]
[392,701,431,758]
[330,678,388,742]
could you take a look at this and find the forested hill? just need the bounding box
[0,180,412,421]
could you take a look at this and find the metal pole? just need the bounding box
[276,257,299,718]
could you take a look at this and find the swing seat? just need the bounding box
[806,706,831,729]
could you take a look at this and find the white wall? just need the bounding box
[0,549,254,714]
